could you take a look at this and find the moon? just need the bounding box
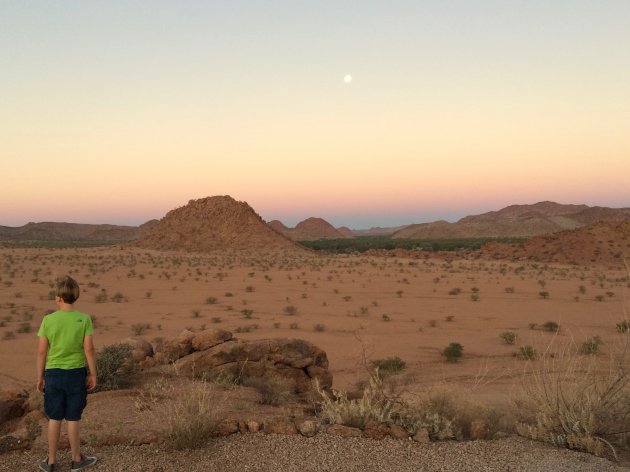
[344,74,352,84]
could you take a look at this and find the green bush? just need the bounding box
[518,345,537,360]
[372,356,406,376]
[443,343,463,363]
[617,320,630,333]
[542,321,560,332]
[500,331,517,345]
[283,305,298,316]
[96,343,135,391]
[579,336,603,355]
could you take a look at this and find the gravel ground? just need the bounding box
[1,435,628,472]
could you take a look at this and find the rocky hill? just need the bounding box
[0,222,145,242]
[268,217,351,241]
[134,196,306,253]
[393,201,630,239]
[480,220,630,266]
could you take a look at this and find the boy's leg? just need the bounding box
[67,420,81,462]
[47,419,61,464]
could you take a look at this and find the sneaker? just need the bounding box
[71,455,97,471]
[38,459,55,471]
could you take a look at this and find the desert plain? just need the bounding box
[1,245,628,399]
[1,240,630,470]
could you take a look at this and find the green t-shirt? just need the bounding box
[37,310,94,370]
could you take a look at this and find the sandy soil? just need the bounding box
[2,247,627,394]
[1,246,629,469]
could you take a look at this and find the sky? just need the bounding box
[1,1,629,229]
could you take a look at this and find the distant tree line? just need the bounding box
[299,236,527,254]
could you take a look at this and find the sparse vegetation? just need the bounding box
[283,305,298,316]
[515,347,630,458]
[542,321,560,333]
[579,336,603,355]
[372,356,406,376]
[96,343,135,391]
[442,343,463,363]
[518,345,537,360]
[500,331,517,345]
[163,382,221,450]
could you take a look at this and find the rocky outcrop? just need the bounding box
[165,331,332,395]
[134,196,306,254]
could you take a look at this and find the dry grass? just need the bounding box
[515,346,630,459]
[162,381,222,450]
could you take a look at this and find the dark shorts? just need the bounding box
[44,367,88,421]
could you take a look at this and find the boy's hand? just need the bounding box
[37,378,45,393]
[86,373,97,392]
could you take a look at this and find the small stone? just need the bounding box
[469,419,489,440]
[296,418,319,437]
[363,420,389,440]
[238,420,248,434]
[263,417,298,435]
[413,428,430,443]
[216,419,239,437]
[246,420,261,433]
[326,424,362,438]
[388,424,409,439]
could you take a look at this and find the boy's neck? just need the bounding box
[56,298,75,311]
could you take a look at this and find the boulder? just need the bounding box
[306,365,333,389]
[191,329,232,351]
[173,334,332,402]
[0,390,27,426]
[122,338,154,363]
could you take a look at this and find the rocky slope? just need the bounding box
[480,220,630,265]
[393,201,630,239]
[0,222,147,242]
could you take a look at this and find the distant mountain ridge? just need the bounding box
[0,221,152,242]
[269,217,351,241]
[393,201,630,239]
[2,200,629,244]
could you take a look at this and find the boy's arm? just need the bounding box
[84,335,97,391]
[36,336,49,392]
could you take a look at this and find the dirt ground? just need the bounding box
[1,246,628,405]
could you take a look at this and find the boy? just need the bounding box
[36,276,98,471]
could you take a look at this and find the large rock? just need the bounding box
[191,329,232,351]
[156,329,197,363]
[0,390,27,427]
[174,335,332,399]
[122,337,154,362]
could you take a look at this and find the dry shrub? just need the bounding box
[162,382,221,450]
[317,371,502,440]
[96,343,136,391]
[316,371,396,429]
[395,387,504,440]
[515,342,630,459]
[241,375,297,406]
